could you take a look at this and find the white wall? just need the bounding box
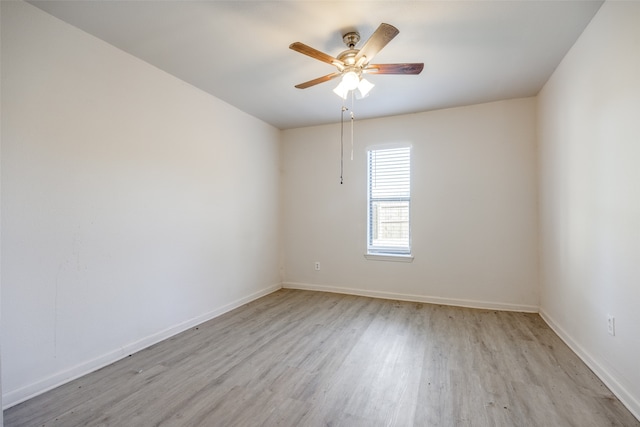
[282,98,539,311]
[537,1,640,418]
[1,1,281,408]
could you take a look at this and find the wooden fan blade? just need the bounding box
[295,72,342,89]
[364,63,424,75]
[289,42,344,67]
[354,23,399,66]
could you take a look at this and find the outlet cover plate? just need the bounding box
[607,315,615,336]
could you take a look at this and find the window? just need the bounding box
[367,146,411,258]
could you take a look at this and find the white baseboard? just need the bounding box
[539,309,640,421]
[282,282,539,313]
[2,283,282,410]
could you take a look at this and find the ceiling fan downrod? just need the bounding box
[342,31,360,49]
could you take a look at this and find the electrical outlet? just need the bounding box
[607,315,615,336]
[314,262,320,271]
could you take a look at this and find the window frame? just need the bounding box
[366,145,413,262]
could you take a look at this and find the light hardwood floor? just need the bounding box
[5,289,639,426]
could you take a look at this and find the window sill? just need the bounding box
[364,254,414,263]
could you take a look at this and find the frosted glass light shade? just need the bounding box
[333,81,349,99]
[357,78,375,98]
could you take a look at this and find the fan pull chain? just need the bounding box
[350,91,355,161]
[350,111,354,161]
[340,92,356,183]
[340,105,347,184]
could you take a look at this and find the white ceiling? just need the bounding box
[28,1,603,130]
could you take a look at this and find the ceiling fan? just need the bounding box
[290,23,424,99]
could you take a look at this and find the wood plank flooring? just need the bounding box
[5,289,639,426]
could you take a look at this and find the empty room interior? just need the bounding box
[1,0,639,425]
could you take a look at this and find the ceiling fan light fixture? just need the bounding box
[333,70,369,99]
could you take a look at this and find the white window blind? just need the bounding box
[367,147,411,255]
